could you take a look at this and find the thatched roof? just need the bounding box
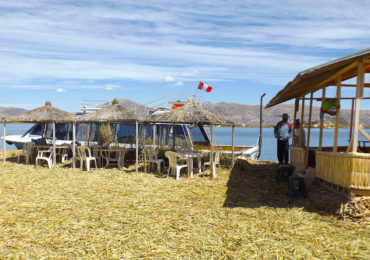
[5,101,76,123]
[266,48,370,108]
[149,98,232,126]
[77,99,144,123]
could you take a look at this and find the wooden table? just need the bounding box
[97,147,126,170]
[177,152,203,177]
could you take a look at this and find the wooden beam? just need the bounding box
[293,98,298,144]
[300,97,370,101]
[356,61,365,98]
[352,61,365,153]
[349,99,354,141]
[305,92,313,167]
[331,83,370,88]
[299,61,360,99]
[136,121,139,173]
[268,60,360,108]
[359,127,370,141]
[334,75,341,152]
[299,97,305,147]
[2,121,5,164]
[211,125,216,179]
[231,125,235,168]
[319,87,326,150]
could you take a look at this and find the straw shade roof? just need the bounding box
[266,48,370,108]
[5,101,76,123]
[149,97,232,126]
[77,99,144,123]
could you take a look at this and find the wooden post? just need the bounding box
[135,121,139,173]
[305,93,313,167]
[52,122,56,167]
[172,123,175,151]
[87,123,90,146]
[189,125,193,149]
[210,125,215,179]
[319,87,326,150]
[293,98,298,145]
[72,122,76,169]
[231,125,235,167]
[258,93,265,159]
[152,123,156,147]
[352,61,365,153]
[299,97,305,147]
[334,75,342,152]
[349,98,355,141]
[2,120,6,164]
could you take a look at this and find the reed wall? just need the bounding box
[316,151,370,192]
[290,147,306,170]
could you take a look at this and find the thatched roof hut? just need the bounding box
[266,48,370,196]
[5,101,76,123]
[149,97,232,179]
[3,101,76,167]
[77,98,144,173]
[149,97,232,126]
[77,99,144,123]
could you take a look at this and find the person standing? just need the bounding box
[274,113,292,164]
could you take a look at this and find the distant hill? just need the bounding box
[207,102,370,126]
[1,100,369,126]
[0,106,27,119]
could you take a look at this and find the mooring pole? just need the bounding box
[2,120,6,164]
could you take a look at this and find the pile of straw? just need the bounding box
[0,153,368,258]
[340,197,370,222]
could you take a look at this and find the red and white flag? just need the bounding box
[197,81,213,92]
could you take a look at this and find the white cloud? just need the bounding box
[164,76,176,82]
[182,70,199,77]
[174,81,183,86]
[56,88,65,93]
[105,84,119,90]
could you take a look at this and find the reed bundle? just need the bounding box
[340,197,370,222]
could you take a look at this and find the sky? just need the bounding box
[0,0,369,112]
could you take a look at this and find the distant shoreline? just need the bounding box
[231,124,370,129]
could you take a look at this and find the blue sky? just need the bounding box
[0,0,369,112]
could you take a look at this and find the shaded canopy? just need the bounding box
[149,97,232,126]
[266,48,370,108]
[5,101,76,123]
[77,98,144,123]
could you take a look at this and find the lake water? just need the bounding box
[1,124,366,162]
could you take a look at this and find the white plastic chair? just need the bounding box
[143,148,164,174]
[76,146,97,171]
[57,146,69,163]
[165,151,188,180]
[204,149,221,169]
[18,142,34,164]
[35,148,53,168]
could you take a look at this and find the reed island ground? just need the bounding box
[0,152,368,258]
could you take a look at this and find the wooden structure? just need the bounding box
[266,48,370,196]
[78,98,144,173]
[150,97,232,178]
[4,101,76,167]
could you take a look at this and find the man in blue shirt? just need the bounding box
[274,113,292,164]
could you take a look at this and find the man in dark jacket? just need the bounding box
[274,113,292,164]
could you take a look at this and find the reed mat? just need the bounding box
[0,155,368,258]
